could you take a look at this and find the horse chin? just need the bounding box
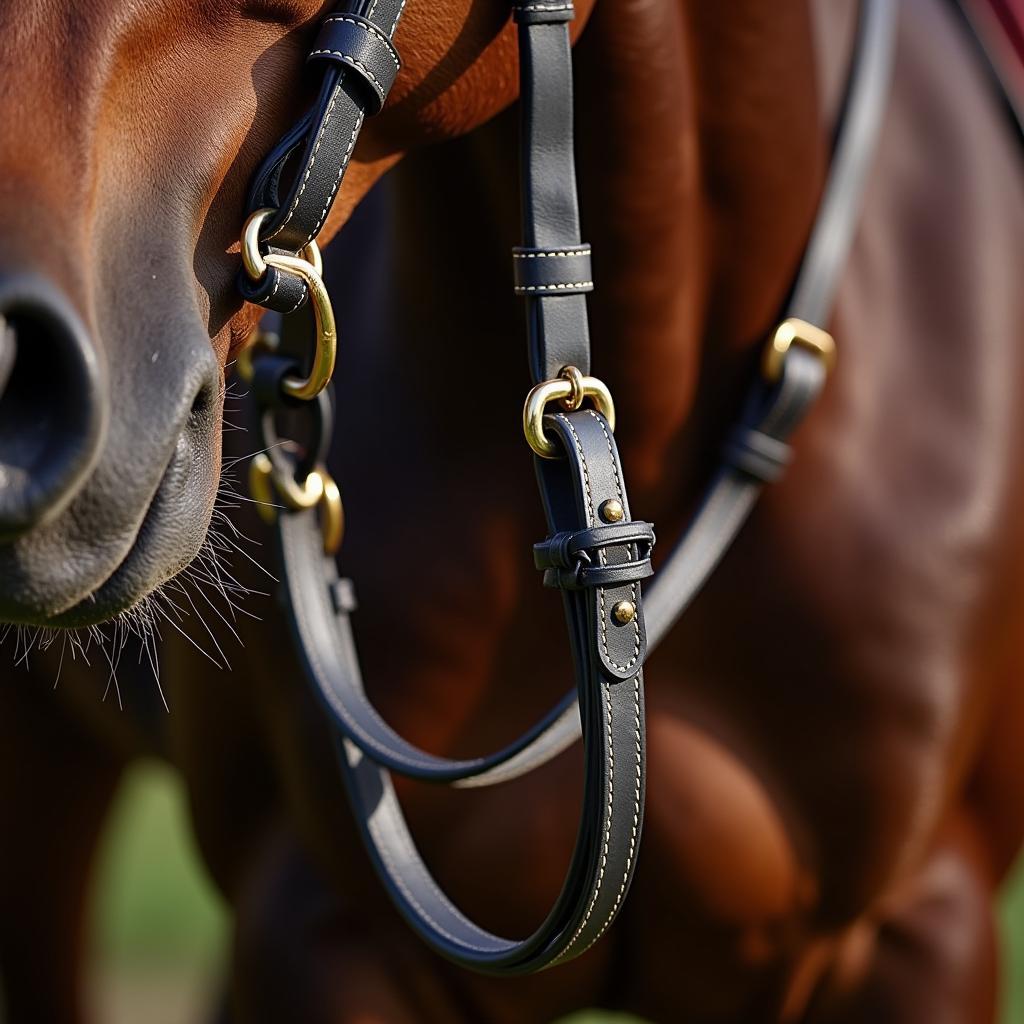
[0,432,219,630]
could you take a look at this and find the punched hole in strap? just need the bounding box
[307,14,401,115]
[512,245,593,296]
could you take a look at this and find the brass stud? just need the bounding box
[600,498,624,523]
[612,600,636,625]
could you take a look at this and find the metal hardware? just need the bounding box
[236,328,279,384]
[241,208,336,402]
[612,600,636,625]
[249,452,344,555]
[762,318,836,383]
[319,472,344,555]
[599,499,624,523]
[523,366,616,459]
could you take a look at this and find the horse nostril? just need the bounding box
[188,379,213,423]
[0,274,106,540]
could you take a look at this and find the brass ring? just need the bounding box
[242,208,322,282]
[248,454,344,555]
[523,367,616,459]
[560,364,586,411]
[262,252,337,401]
[319,471,345,555]
[250,452,324,511]
[762,317,836,383]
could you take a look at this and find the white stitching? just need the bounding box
[570,675,641,957]
[557,412,639,672]
[320,16,400,69]
[308,51,388,102]
[266,82,343,243]
[590,411,641,672]
[514,281,594,293]
[283,283,308,316]
[388,0,407,37]
[513,248,591,259]
[303,109,364,246]
[556,680,614,957]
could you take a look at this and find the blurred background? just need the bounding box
[87,761,1024,1024]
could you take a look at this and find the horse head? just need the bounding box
[0,0,576,627]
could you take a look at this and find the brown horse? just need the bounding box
[2,0,1024,1021]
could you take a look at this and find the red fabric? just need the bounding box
[981,0,1024,68]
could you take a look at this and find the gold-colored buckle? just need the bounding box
[241,208,336,402]
[249,453,344,555]
[762,318,836,383]
[523,365,616,459]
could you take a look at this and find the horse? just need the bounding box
[2,0,1024,1021]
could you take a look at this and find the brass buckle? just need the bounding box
[762,318,836,383]
[241,208,337,402]
[249,453,344,556]
[523,365,616,459]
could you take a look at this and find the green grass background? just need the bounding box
[88,762,1024,1023]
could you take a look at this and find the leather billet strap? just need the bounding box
[239,0,406,314]
[514,1,593,383]
[277,408,648,970]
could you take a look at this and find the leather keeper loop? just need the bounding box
[723,427,793,483]
[308,14,401,115]
[534,521,655,571]
[236,264,309,316]
[512,1,576,25]
[534,520,655,590]
[542,558,654,591]
[512,245,593,296]
[252,355,306,410]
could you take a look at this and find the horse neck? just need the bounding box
[571,0,829,510]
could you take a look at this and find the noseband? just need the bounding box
[236,0,897,973]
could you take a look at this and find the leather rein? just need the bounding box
[235,0,897,974]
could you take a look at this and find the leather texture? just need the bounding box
[278,406,647,970]
[241,0,406,305]
[308,14,402,115]
[512,245,594,296]
[516,15,592,381]
[241,0,897,977]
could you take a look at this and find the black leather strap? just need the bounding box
[451,0,900,789]
[514,3,592,382]
[277,409,647,970]
[240,0,406,314]
[246,0,897,974]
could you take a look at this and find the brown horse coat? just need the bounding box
[2,1,1024,1022]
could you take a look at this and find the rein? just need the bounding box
[235,0,897,973]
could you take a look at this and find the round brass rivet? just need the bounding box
[600,499,624,523]
[612,600,636,625]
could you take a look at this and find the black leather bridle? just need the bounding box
[235,0,897,974]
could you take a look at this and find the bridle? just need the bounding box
[234,0,897,974]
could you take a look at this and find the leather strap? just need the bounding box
[239,0,406,314]
[246,0,897,974]
[453,0,900,789]
[278,409,647,970]
[514,1,593,382]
